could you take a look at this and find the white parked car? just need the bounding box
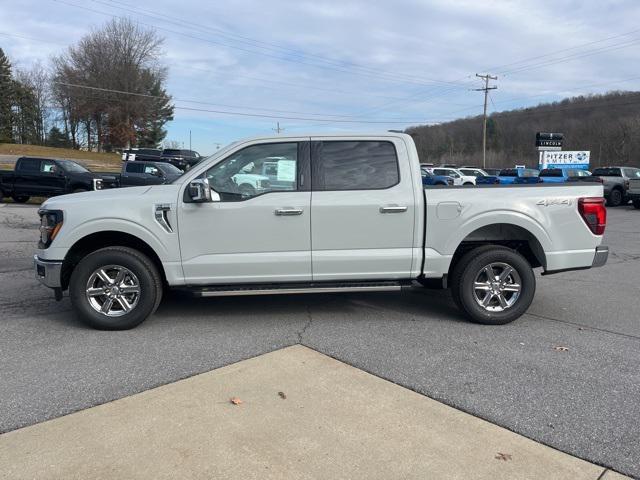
[459,167,490,178]
[430,167,477,185]
[34,133,608,330]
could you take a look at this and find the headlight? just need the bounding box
[38,209,63,248]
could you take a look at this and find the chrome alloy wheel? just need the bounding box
[472,262,522,312]
[85,265,141,317]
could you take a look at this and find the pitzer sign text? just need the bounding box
[539,151,590,170]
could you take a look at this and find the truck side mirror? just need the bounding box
[187,178,220,203]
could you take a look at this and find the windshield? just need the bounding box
[169,140,242,184]
[156,163,183,176]
[59,160,90,173]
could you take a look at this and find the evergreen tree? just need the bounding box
[46,126,69,148]
[0,48,13,143]
[136,78,174,147]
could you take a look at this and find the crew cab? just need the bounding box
[0,157,115,203]
[497,168,540,185]
[33,133,608,330]
[538,168,593,183]
[591,166,640,207]
[119,161,183,187]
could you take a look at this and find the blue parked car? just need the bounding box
[538,168,592,183]
[421,168,454,186]
[497,168,540,184]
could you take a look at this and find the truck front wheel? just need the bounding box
[12,195,30,203]
[450,245,535,325]
[69,246,163,330]
[633,198,640,209]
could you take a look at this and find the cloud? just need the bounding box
[1,0,638,151]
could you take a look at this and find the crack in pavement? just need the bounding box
[525,312,640,342]
[297,304,313,344]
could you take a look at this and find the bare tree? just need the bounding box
[51,18,173,151]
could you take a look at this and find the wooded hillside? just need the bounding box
[406,91,640,168]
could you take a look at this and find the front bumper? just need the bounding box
[34,255,63,288]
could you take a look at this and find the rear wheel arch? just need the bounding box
[61,231,167,291]
[448,223,546,276]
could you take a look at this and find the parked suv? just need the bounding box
[628,177,640,209]
[591,166,640,207]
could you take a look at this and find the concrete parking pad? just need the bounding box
[0,345,623,480]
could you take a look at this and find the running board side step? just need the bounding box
[185,281,406,298]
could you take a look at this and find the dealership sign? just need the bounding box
[539,151,590,170]
[536,132,564,151]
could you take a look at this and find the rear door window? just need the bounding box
[592,168,621,176]
[18,158,40,172]
[540,169,563,177]
[312,141,399,190]
[125,163,144,174]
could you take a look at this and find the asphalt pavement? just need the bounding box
[0,202,638,478]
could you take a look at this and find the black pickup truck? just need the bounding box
[119,161,182,186]
[0,157,117,203]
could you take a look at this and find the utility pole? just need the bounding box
[474,73,497,169]
[273,122,284,134]
[189,129,192,152]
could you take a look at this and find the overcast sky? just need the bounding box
[1,0,639,153]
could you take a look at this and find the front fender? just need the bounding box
[44,218,174,263]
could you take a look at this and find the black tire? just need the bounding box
[633,198,640,209]
[69,246,163,330]
[239,184,256,197]
[450,245,535,325]
[12,195,30,203]
[607,189,623,207]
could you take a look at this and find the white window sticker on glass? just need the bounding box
[277,160,296,182]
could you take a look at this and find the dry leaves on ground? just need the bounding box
[230,397,243,405]
[278,391,287,399]
[553,345,569,352]
[495,452,512,461]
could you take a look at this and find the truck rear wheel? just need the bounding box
[450,245,535,325]
[69,246,163,330]
[633,199,640,209]
[607,189,623,207]
[12,195,30,203]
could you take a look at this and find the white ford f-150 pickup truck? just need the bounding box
[34,133,609,330]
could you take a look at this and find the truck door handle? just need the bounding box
[275,208,303,216]
[379,205,408,213]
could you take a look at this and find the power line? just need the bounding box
[53,0,468,89]
[54,81,376,118]
[94,0,470,88]
[487,27,640,73]
[52,81,439,124]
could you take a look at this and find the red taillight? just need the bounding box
[578,197,606,235]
